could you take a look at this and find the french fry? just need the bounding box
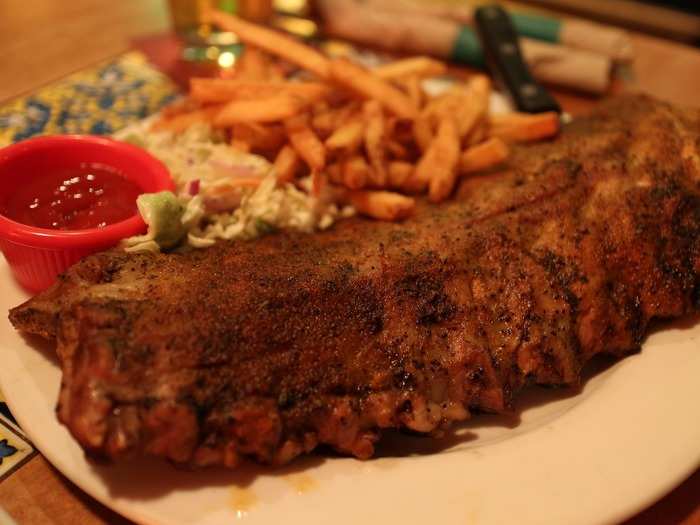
[346,190,415,221]
[214,95,307,125]
[158,97,201,119]
[341,156,370,190]
[313,100,330,114]
[151,106,222,133]
[235,46,270,80]
[363,100,388,187]
[311,109,335,138]
[489,112,560,142]
[428,117,461,203]
[401,75,424,111]
[413,112,434,153]
[311,102,358,138]
[231,123,256,143]
[231,123,286,153]
[384,114,397,137]
[273,144,300,183]
[326,162,343,185]
[388,161,414,189]
[256,124,287,152]
[311,170,326,197]
[460,137,510,174]
[325,119,364,153]
[329,58,417,119]
[285,116,326,172]
[424,75,491,140]
[266,63,287,81]
[190,78,331,104]
[230,138,252,153]
[459,75,491,138]
[331,101,361,127]
[466,117,488,146]
[386,140,409,160]
[374,56,447,80]
[404,116,459,198]
[390,118,416,148]
[206,10,331,79]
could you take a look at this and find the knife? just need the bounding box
[474,5,563,116]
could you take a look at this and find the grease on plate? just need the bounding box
[285,473,318,495]
[230,486,258,517]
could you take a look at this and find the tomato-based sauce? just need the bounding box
[3,165,141,230]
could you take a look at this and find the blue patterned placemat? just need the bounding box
[0,51,179,480]
[0,390,36,482]
[0,51,178,146]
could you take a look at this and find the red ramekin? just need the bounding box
[0,135,174,293]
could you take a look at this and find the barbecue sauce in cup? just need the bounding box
[3,164,140,230]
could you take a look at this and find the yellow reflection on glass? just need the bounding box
[272,15,318,38]
[205,46,220,60]
[218,51,236,68]
[274,0,309,15]
[321,40,355,58]
[211,31,239,45]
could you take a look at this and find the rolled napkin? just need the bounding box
[557,17,633,63]
[520,39,612,95]
[361,0,634,62]
[318,0,612,94]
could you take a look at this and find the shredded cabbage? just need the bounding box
[122,192,185,252]
[118,122,353,251]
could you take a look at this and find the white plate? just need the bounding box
[0,507,17,525]
[1,259,699,525]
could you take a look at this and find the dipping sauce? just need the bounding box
[3,164,141,230]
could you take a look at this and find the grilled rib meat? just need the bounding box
[9,95,700,467]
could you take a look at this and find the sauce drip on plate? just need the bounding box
[3,164,141,230]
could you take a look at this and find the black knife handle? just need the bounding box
[474,5,561,114]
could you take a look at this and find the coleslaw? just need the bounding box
[119,123,353,252]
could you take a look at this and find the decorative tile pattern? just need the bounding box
[0,402,16,428]
[0,416,36,482]
[0,51,179,146]
[0,342,34,482]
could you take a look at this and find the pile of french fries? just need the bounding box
[153,10,560,221]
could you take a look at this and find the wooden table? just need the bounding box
[0,1,699,523]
